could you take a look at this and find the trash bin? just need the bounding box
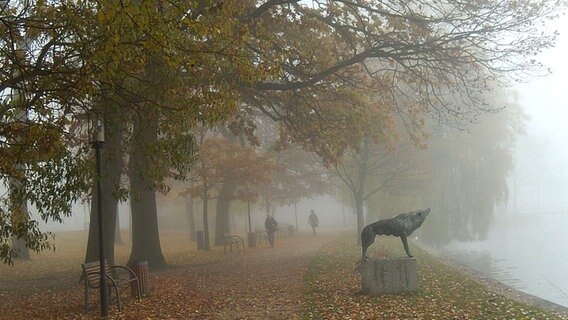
[128,261,149,297]
[247,232,256,248]
[196,230,205,250]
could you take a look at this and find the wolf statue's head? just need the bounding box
[415,208,430,225]
[403,208,430,234]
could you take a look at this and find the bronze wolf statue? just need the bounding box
[361,208,430,260]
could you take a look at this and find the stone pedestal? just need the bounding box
[361,257,418,295]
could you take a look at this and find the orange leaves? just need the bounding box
[2,231,563,319]
[304,236,565,320]
[187,137,279,201]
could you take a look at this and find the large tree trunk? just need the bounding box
[11,237,29,260]
[115,212,123,245]
[128,112,166,268]
[202,202,210,250]
[355,195,365,245]
[9,34,29,261]
[9,174,30,260]
[84,117,124,265]
[355,136,370,245]
[214,178,237,245]
[186,196,195,241]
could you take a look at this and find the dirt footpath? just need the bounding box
[161,235,334,320]
[0,233,336,320]
[107,234,337,320]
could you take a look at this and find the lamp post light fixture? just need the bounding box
[82,113,108,316]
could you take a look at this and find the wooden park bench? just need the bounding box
[82,260,141,312]
[223,232,245,253]
[255,228,268,244]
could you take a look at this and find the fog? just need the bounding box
[37,195,355,234]
[511,14,568,214]
[28,5,568,311]
[434,16,568,308]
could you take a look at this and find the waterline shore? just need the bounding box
[422,244,568,318]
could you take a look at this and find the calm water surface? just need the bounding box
[433,212,568,307]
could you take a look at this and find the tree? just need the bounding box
[241,0,562,163]
[419,97,525,245]
[227,110,333,217]
[80,1,266,267]
[1,0,563,265]
[366,87,526,245]
[184,136,277,248]
[1,1,93,264]
[332,135,426,243]
[235,1,558,246]
[0,0,262,266]
[260,145,332,216]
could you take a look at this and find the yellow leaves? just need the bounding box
[1,231,562,319]
[191,137,279,199]
[95,10,107,24]
[0,123,65,176]
[304,236,564,320]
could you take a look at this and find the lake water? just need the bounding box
[431,212,568,307]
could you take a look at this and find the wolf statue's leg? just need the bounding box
[400,234,413,258]
[361,227,375,260]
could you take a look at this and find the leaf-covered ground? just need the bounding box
[0,230,333,319]
[303,236,568,320]
[1,230,567,319]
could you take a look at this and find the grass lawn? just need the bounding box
[2,229,567,319]
[303,235,568,320]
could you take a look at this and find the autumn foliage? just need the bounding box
[1,230,566,320]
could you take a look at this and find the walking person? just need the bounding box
[308,209,319,236]
[265,214,278,248]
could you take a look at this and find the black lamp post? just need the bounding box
[90,115,108,316]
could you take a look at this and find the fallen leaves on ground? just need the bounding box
[302,236,568,320]
[1,230,567,319]
[0,230,332,319]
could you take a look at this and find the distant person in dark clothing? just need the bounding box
[265,214,278,247]
[308,209,319,236]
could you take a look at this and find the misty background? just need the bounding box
[436,16,568,308]
[20,2,568,309]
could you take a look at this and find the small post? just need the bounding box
[247,200,252,233]
[247,200,256,247]
[294,203,298,232]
